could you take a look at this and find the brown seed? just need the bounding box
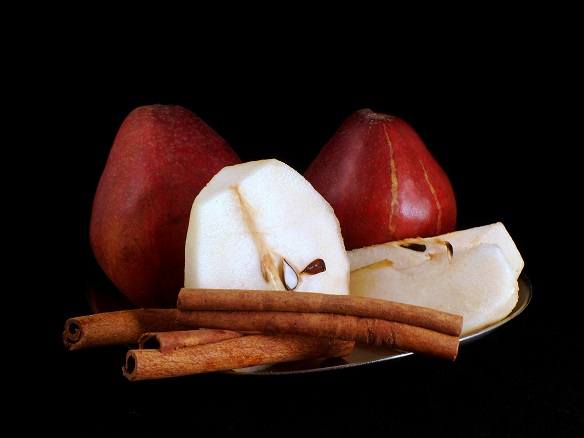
[301,258,326,275]
[445,241,453,263]
[400,243,427,252]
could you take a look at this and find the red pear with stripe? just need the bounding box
[304,108,457,251]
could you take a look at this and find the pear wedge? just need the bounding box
[349,243,519,336]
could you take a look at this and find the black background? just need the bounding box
[21,23,581,437]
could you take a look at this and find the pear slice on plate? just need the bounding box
[348,223,524,336]
[184,158,352,373]
[349,243,519,336]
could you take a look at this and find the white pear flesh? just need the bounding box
[437,222,524,279]
[348,222,523,278]
[184,158,350,295]
[349,243,519,336]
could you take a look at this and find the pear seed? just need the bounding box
[444,241,453,263]
[400,243,426,252]
[282,258,299,290]
[301,258,326,275]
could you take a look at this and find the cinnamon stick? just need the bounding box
[122,333,355,381]
[177,288,462,337]
[177,309,459,360]
[62,309,183,351]
[138,328,244,352]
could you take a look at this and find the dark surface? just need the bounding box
[26,42,581,437]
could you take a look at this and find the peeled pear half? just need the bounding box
[185,158,350,295]
[348,223,524,336]
[185,158,352,373]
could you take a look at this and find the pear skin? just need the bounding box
[90,104,241,309]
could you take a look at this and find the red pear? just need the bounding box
[304,108,456,251]
[90,104,242,309]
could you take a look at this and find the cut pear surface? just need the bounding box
[436,222,524,279]
[185,158,350,295]
[349,243,519,336]
[348,222,524,277]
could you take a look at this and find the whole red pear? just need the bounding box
[90,104,242,309]
[304,108,457,251]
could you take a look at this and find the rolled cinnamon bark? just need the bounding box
[122,333,355,380]
[138,328,244,352]
[62,309,182,351]
[177,309,459,360]
[177,288,463,337]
